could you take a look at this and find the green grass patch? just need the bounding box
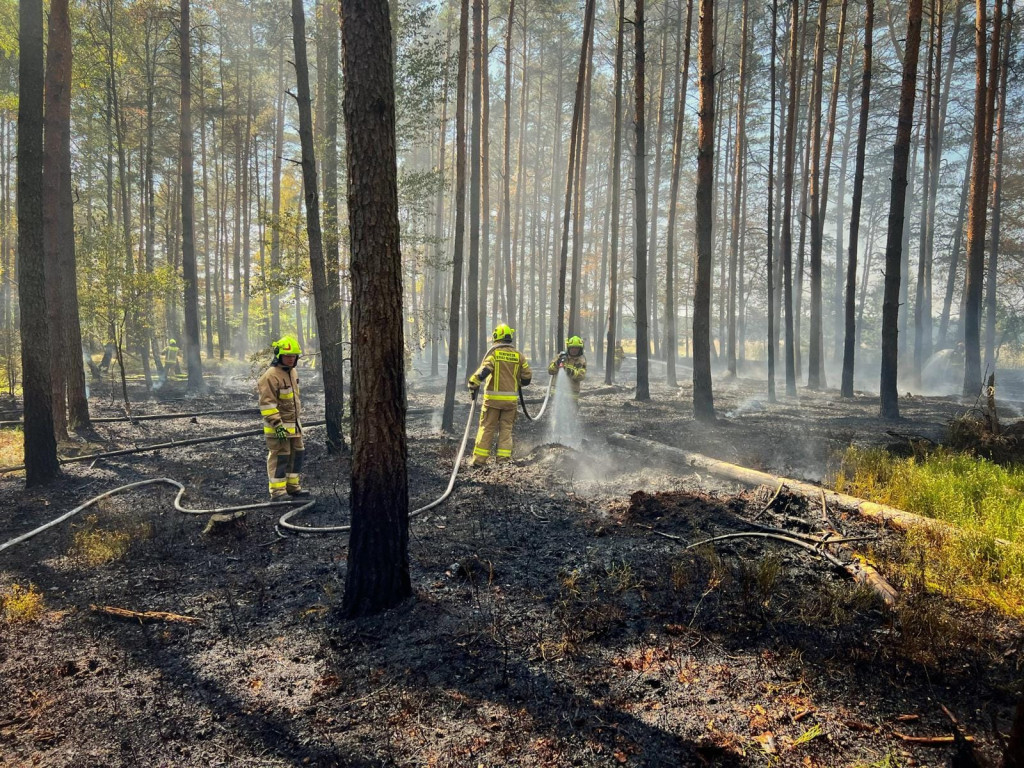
[833,447,1024,615]
[1,582,45,623]
[69,514,151,566]
[0,427,23,467]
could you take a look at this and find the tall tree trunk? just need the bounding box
[557,0,596,349]
[442,0,470,432]
[727,0,749,378]
[914,0,939,383]
[806,0,828,389]
[818,0,848,373]
[340,0,410,618]
[569,22,595,339]
[767,0,779,402]
[180,0,203,391]
[604,0,626,384]
[963,0,998,396]
[781,0,800,396]
[666,0,694,388]
[880,0,923,418]
[44,0,74,441]
[648,22,669,359]
[18,0,59,484]
[500,0,516,336]
[841,0,872,398]
[292,0,346,453]
[466,0,483,372]
[985,0,1011,374]
[693,0,715,421]
[271,48,285,342]
[633,0,650,402]
[833,42,856,361]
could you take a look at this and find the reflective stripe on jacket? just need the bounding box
[471,343,532,408]
[257,364,302,435]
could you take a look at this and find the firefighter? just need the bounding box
[614,342,624,373]
[548,335,587,401]
[162,338,181,380]
[467,324,532,467]
[257,336,310,499]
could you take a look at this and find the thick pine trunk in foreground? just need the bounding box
[692,0,715,422]
[340,0,411,617]
[18,0,59,485]
[292,0,345,453]
[880,0,923,418]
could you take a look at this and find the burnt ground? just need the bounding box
[1,363,1022,767]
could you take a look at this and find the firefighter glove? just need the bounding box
[275,425,289,440]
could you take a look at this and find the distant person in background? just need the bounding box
[614,342,624,374]
[467,324,532,467]
[161,339,181,381]
[99,339,116,374]
[549,335,587,404]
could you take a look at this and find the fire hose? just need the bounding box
[0,397,484,551]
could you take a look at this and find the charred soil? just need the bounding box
[1,370,1020,767]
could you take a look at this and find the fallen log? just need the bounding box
[607,433,966,539]
[90,604,202,624]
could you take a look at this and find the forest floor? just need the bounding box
[1,363,1021,767]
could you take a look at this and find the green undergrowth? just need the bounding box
[833,447,1024,615]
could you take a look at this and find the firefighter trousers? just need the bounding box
[266,434,305,497]
[471,403,517,465]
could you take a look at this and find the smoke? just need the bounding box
[548,369,583,449]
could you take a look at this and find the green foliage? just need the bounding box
[1,582,44,624]
[834,447,1024,614]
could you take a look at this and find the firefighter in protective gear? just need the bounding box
[549,335,587,400]
[257,336,310,499]
[613,342,625,373]
[467,324,532,466]
[162,339,181,376]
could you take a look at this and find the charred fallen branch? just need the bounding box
[608,432,971,539]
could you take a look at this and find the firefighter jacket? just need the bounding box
[162,343,179,365]
[548,352,587,396]
[469,343,532,410]
[257,363,302,436]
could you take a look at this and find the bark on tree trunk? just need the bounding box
[767,0,779,403]
[180,0,204,391]
[842,0,872,398]
[633,0,650,402]
[442,0,470,432]
[666,0,694,389]
[880,0,923,418]
[985,0,1011,374]
[604,0,626,385]
[18,0,59,484]
[781,0,801,397]
[963,0,998,397]
[44,0,74,441]
[693,0,715,421]
[292,0,346,453]
[340,0,411,618]
[727,0,749,378]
